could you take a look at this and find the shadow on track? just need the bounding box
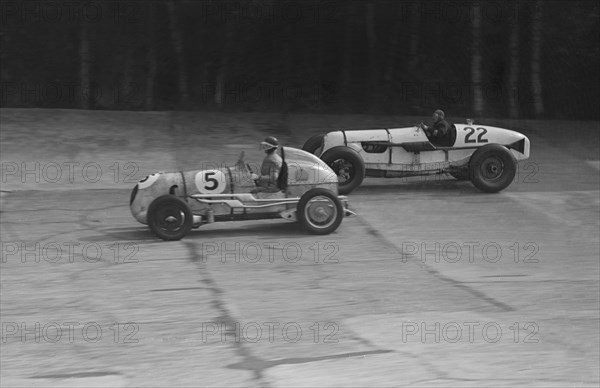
[81,220,319,242]
[355,179,480,195]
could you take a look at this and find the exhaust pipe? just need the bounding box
[344,209,357,217]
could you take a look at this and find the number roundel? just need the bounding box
[138,173,160,189]
[194,170,227,194]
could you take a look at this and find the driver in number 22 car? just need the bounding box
[420,109,451,143]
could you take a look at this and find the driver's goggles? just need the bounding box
[260,142,277,151]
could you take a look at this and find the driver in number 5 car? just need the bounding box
[251,136,282,191]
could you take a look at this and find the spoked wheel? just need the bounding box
[469,144,517,193]
[298,188,344,235]
[147,195,193,241]
[321,147,365,195]
[332,159,353,182]
[480,156,504,179]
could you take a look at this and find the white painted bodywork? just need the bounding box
[318,122,530,177]
[130,147,345,225]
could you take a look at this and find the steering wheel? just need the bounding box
[237,151,257,180]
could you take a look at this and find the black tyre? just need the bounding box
[147,195,193,241]
[469,144,517,193]
[298,188,344,235]
[302,134,325,154]
[321,147,365,195]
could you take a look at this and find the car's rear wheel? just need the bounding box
[298,188,344,235]
[469,144,517,193]
[321,147,365,195]
[147,195,193,241]
[302,134,325,154]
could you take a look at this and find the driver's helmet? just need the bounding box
[260,136,279,151]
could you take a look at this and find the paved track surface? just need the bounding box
[1,110,599,387]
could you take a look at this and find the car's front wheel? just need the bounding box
[321,147,365,195]
[147,195,193,241]
[469,144,517,193]
[298,188,344,235]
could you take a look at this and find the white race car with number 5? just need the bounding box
[302,120,530,194]
[130,147,355,241]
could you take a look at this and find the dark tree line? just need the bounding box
[1,0,598,119]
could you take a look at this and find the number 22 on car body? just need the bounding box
[463,127,488,143]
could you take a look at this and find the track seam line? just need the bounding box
[355,215,515,313]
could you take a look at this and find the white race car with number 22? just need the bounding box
[302,119,530,194]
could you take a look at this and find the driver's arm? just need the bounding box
[431,121,449,137]
[419,122,432,136]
